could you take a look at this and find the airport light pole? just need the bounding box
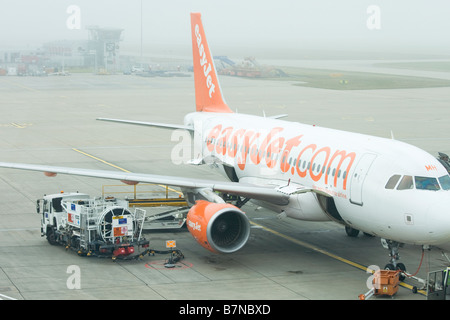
[140,0,143,68]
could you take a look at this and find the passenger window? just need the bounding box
[415,176,440,190]
[385,175,401,189]
[438,175,450,190]
[397,175,413,190]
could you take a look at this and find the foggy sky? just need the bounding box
[2,0,450,58]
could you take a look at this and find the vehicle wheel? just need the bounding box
[71,236,80,250]
[345,226,360,237]
[46,226,57,245]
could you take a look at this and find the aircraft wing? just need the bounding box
[0,162,290,205]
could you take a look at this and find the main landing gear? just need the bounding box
[345,226,373,238]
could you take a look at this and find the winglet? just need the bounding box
[191,13,232,113]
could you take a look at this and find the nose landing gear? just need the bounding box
[381,239,406,280]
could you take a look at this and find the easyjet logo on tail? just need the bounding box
[190,13,231,113]
[194,24,215,98]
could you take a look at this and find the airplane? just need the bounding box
[1,13,449,273]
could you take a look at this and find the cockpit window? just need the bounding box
[385,175,401,189]
[415,176,440,191]
[397,175,413,190]
[438,175,450,190]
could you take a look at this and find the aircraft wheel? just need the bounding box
[345,226,360,237]
[396,263,406,281]
[384,263,395,270]
[396,263,406,272]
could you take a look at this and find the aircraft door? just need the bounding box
[350,153,377,206]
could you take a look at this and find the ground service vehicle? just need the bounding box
[37,192,150,259]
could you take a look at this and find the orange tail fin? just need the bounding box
[191,13,232,113]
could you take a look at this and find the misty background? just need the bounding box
[1,0,450,59]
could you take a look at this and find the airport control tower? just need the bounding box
[87,26,123,74]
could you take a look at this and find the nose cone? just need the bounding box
[427,197,450,245]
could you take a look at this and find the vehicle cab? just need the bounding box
[36,192,90,240]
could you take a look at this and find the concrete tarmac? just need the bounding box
[0,64,449,300]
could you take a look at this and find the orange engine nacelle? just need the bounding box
[186,200,250,254]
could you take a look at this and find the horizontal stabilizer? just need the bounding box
[269,114,288,120]
[97,118,193,131]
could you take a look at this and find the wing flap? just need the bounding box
[276,183,333,198]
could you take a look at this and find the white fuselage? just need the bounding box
[185,112,450,246]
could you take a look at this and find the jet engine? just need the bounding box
[186,200,250,253]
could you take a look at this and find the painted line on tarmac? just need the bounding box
[71,148,183,195]
[0,78,40,93]
[0,293,17,300]
[0,123,32,129]
[10,123,26,129]
[250,221,368,271]
[72,148,131,172]
[250,220,427,296]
